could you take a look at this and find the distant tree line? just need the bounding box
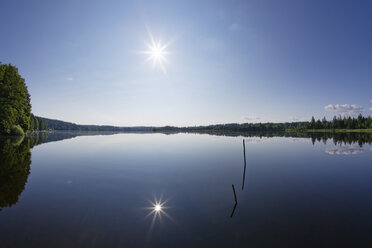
[154,115,372,133]
[154,122,307,133]
[29,114,48,131]
[307,114,372,130]
[39,117,153,132]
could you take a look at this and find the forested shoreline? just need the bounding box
[19,114,372,134]
[154,115,372,133]
[1,62,371,136]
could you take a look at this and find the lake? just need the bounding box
[0,132,372,247]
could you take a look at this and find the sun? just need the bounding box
[147,40,168,64]
[140,33,171,73]
[151,45,164,60]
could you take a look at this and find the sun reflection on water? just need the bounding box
[154,204,161,212]
[145,198,168,220]
[143,195,175,237]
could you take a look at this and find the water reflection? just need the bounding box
[27,130,121,146]
[0,137,31,211]
[1,131,371,214]
[158,130,372,146]
[145,197,171,225]
[0,131,115,211]
[154,204,162,212]
[230,202,237,218]
[145,197,169,219]
[230,184,238,218]
[0,132,371,247]
[309,132,372,147]
[325,145,365,155]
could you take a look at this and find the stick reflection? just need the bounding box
[230,202,237,218]
[230,184,238,218]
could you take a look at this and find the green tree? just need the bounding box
[309,116,316,129]
[0,63,31,135]
[322,117,328,129]
[38,118,47,130]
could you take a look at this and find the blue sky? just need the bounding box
[1,0,371,126]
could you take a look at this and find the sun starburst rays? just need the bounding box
[140,33,171,74]
[144,198,169,219]
[141,196,170,238]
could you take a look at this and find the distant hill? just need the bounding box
[38,117,154,132]
[34,114,372,133]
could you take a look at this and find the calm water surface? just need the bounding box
[0,132,372,247]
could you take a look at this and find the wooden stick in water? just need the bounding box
[243,139,246,165]
[242,139,247,190]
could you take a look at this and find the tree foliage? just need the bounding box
[38,117,152,131]
[307,114,372,130]
[154,115,372,133]
[29,114,47,131]
[0,63,31,135]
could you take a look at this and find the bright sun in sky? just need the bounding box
[141,33,170,73]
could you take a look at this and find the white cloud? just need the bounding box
[67,77,73,81]
[370,99,372,103]
[324,104,364,114]
[369,107,372,111]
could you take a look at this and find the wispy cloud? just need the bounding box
[228,23,258,39]
[288,116,309,122]
[67,77,73,81]
[244,116,261,121]
[228,23,243,31]
[324,104,364,114]
[202,37,225,53]
[369,107,372,111]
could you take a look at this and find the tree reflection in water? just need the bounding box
[0,136,31,211]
